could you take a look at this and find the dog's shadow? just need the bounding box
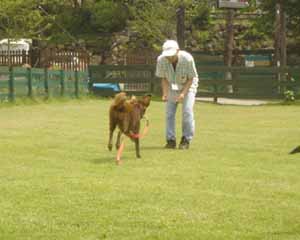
[140,145,165,151]
[90,157,114,165]
[90,145,163,165]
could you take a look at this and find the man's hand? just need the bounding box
[175,93,185,102]
[162,94,168,101]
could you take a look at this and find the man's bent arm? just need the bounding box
[181,78,194,96]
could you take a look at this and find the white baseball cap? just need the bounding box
[161,40,179,57]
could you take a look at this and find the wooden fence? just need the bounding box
[88,64,300,101]
[43,49,90,71]
[125,52,158,65]
[0,50,30,66]
[0,49,90,71]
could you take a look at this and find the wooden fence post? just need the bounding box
[60,69,65,96]
[9,66,15,102]
[150,67,155,93]
[213,83,218,103]
[27,67,32,97]
[232,71,239,94]
[75,70,79,98]
[44,68,49,97]
[88,67,93,94]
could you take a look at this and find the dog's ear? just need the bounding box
[129,95,138,105]
[131,95,137,101]
[140,94,151,107]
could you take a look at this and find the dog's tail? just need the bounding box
[112,92,132,111]
[112,92,127,108]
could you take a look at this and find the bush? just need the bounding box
[284,90,295,103]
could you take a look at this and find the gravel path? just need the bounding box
[196,97,271,106]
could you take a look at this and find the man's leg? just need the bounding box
[165,94,178,148]
[181,91,196,144]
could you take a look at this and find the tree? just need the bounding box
[254,0,300,54]
[127,0,212,51]
[0,0,47,39]
[33,0,130,63]
[127,0,176,51]
[0,0,50,66]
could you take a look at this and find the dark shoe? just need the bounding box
[165,139,176,149]
[178,136,189,149]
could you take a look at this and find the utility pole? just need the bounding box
[274,1,287,93]
[280,2,287,68]
[274,1,286,68]
[224,9,235,68]
[224,9,235,93]
[274,3,281,68]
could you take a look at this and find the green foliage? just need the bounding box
[1,0,300,56]
[32,0,131,58]
[284,90,295,103]
[127,0,212,50]
[188,0,211,30]
[0,0,47,39]
[256,0,300,39]
[128,0,176,49]
[89,1,129,33]
[238,24,269,48]
[193,30,210,44]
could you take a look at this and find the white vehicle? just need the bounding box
[0,39,32,52]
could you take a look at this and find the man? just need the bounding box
[155,40,199,149]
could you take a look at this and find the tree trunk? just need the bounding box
[30,39,40,67]
[8,38,11,67]
[176,5,185,49]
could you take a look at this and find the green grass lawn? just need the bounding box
[0,99,300,240]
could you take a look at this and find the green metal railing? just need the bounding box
[0,67,88,102]
[2,64,300,103]
[88,64,300,101]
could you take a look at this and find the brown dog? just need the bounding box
[108,92,151,159]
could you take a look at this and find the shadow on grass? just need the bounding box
[272,231,300,236]
[90,144,164,165]
[90,157,114,165]
[243,227,300,240]
[141,145,165,150]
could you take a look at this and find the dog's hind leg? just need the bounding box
[116,131,122,150]
[108,123,116,151]
[108,130,114,151]
[135,138,141,158]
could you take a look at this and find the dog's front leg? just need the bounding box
[135,138,141,158]
[108,129,114,151]
[116,131,122,150]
